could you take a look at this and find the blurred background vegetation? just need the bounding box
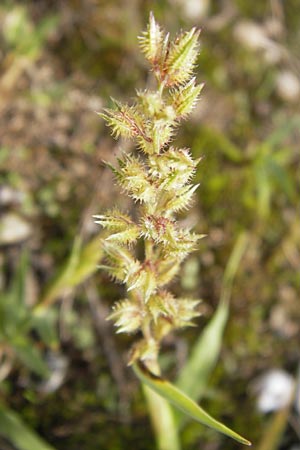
[0,1,299,449]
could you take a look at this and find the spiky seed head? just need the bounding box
[105,227,139,245]
[96,14,204,362]
[148,147,199,190]
[136,90,163,118]
[103,241,136,266]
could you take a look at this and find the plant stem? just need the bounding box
[143,385,181,450]
[143,358,181,450]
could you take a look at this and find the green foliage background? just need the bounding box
[0,1,299,449]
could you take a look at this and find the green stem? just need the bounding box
[139,49,180,450]
[143,359,181,450]
[145,239,154,260]
[158,80,165,97]
[144,385,181,450]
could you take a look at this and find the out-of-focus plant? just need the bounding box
[0,3,58,92]
[243,118,299,220]
[1,4,56,59]
[176,232,250,414]
[0,252,57,450]
[0,232,105,449]
[0,405,56,450]
[0,252,48,378]
[35,234,104,313]
[95,13,250,448]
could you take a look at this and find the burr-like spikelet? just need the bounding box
[108,299,143,334]
[94,210,139,245]
[148,291,201,328]
[138,12,164,65]
[164,183,200,214]
[100,100,150,142]
[148,147,200,190]
[156,257,181,286]
[172,79,204,118]
[164,28,200,87]
[114,154,158,204]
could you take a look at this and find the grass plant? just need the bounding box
[95,13,250,448]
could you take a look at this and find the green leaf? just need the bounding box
[13,345,48,377]
[68,235,104,285]
[8,251,28,315]
[0,251,30,337]
[255,160,271,219]
[133,361,251,446]
[12,336,48,377]
[0,405,56,450]
[175,299,229,405]
[10,251,28,309]
[176,232,250,406]
[264,115,300,148]
[32,308,58,348]
[193,126,245,163]
[267,156,296,202]
[36,234,103,311]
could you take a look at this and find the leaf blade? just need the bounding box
[176,232,250,405]
[0,405,56,450]
[133,361,251,446]
[175,298,229,404]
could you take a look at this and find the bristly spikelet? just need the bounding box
[94,210,139,245]
[94,209,135,231]
[100,100,150,141]
[164,28,200,87]
[173,79,204,118]
[140,215,204,259]
[114,154,158,204]
[148,147,199,189]
[108,299,143,334]
[138,12,164,65]
[95,13,203,366]
[147,291,201,328]
[156,258,181,286]
[164,183,200,214]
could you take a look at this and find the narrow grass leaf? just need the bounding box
[12,337,49,377]
[31,308,58,348]
[176,232,250,407]
[36,234,103,311]
[0,405,56,450]
[133,361,251,446]
[175,299,229,405]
